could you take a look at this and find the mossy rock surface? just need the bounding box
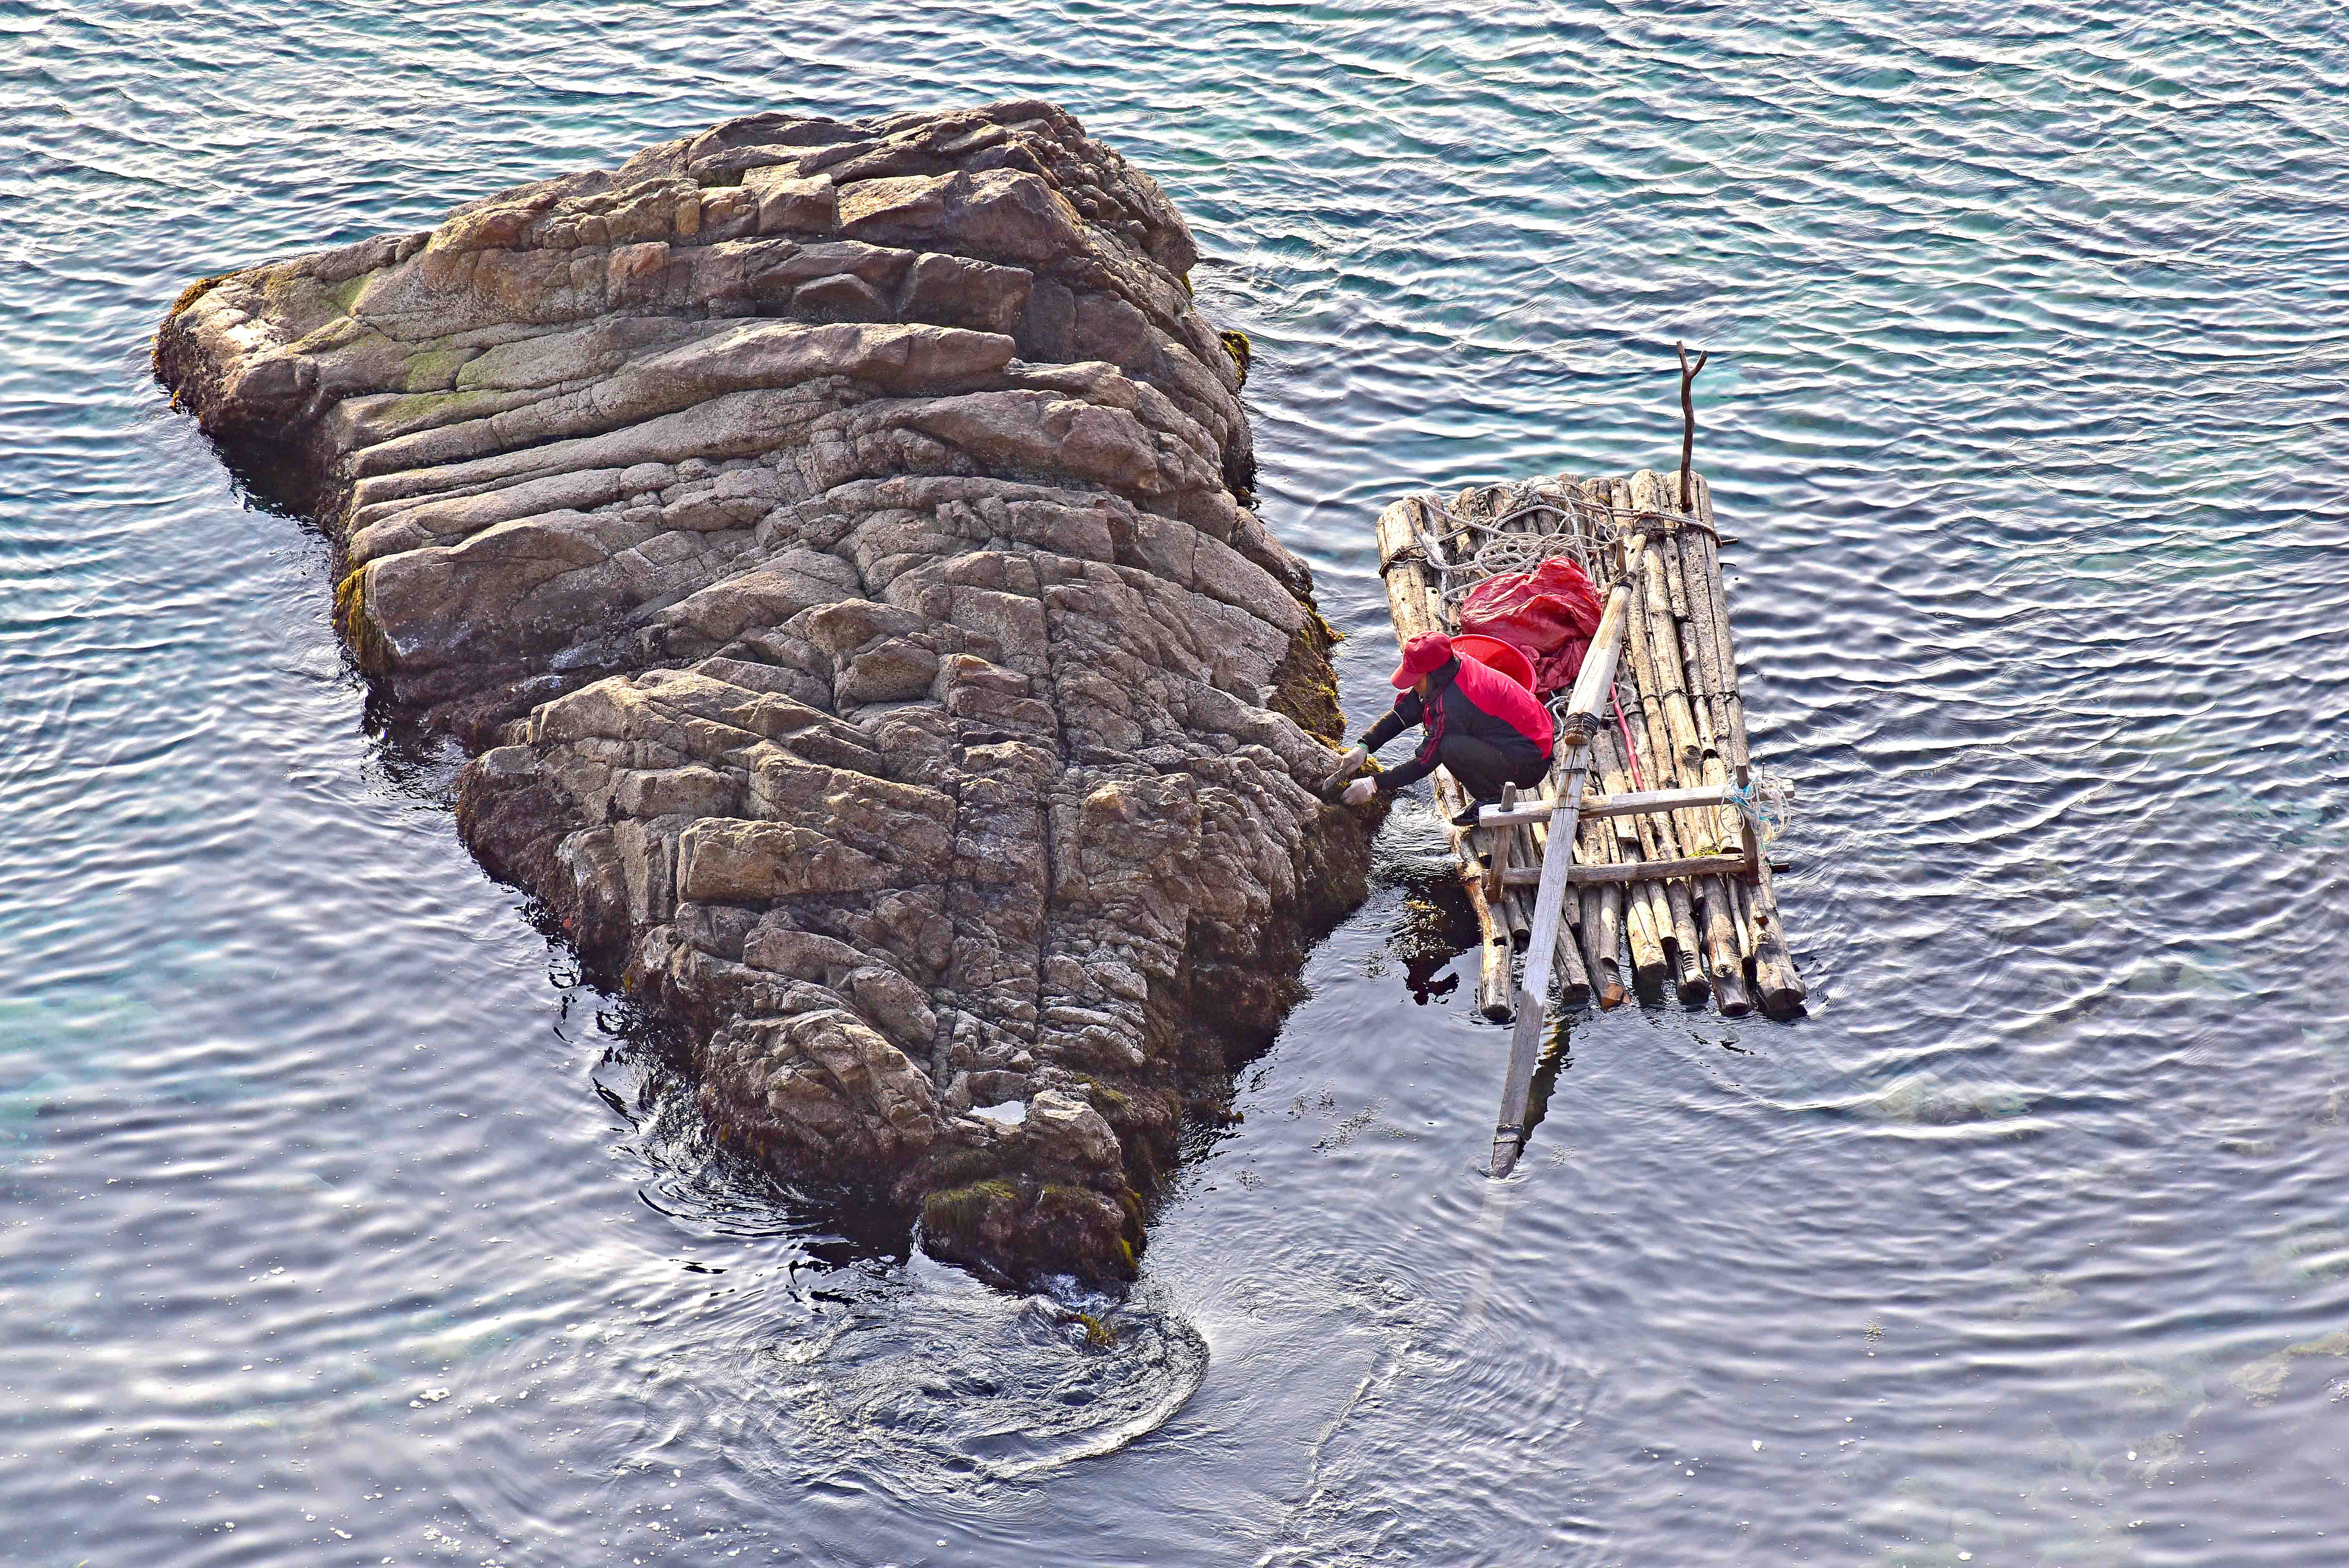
[151,98,1381,1292]
[921,1174,1142,1287]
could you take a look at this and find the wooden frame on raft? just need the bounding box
[1371,469,1810,1174]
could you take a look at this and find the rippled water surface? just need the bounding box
[6,1,2347,1562]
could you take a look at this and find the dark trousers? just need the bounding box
[1440,733,1549,803]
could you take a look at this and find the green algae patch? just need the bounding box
[321,271,370,317]
[377,385,506,424]
[1075,1077,1132,1117]
[332,564,393,675]
[1265,606,1346,743]
[920,1178,1020,1248]
[1218,328,1251,389]
[920,1176,1143,1286]
[166,273,233,319]
[402,345,477,392]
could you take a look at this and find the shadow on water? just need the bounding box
[1362,791,1489,1006]
[1521,1012,1577,1154]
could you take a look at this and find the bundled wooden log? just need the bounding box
[1574,814,1628,1008]
[1376,465,1806,1040]
[1613,477,1717,862]
[1375,499,1514,1021]
[1592,721,1700,999]
[1687,473,1808,1018]
[1590,726,1669,991]
[1528,753,1593,1010]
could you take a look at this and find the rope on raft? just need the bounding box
[1726,772,1795,846]
[1408,483,1720,615]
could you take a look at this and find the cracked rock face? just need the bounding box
[155,100,1375,1286]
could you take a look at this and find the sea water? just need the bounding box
[2,1,2344,1562]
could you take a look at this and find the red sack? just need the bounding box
[1459,556,1604,697]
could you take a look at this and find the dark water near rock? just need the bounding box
[6,1,2348,1562]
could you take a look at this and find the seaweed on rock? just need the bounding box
[154,100,1378,1286]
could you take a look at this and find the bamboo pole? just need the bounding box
[1498,782,1532,946]
[1630,603,1712,866]
[1591,726,1669,990]
[1621,772,1678,957]
[1599,474,1706,1000]
[1654,485,1749,1016]
[1613,472,1729,1005]
[1680,472,1745,841]
[1576,884,1611,1009]
[1618,562,1685,800]
[1531,774,1593,1010]
[1635,857,1677,983]
[1597,793,1664,986]
[1688,475,1748,769]
[1641,544,1706,771]
[1661,511,1693,622]
[1663,884,1709,1001]
[1747,856,1803,1016]
[1501,852,1754,886]
[1628,470,1720,855]
[1656,481,1747,970]
[1377,499,1514,1021]
[1598,880,1627,1002]
[1627,733,1709,999]
[1491,528,1652,1175]
[1688,474,1808,1017]
[1697,874,1752,1015]
[1477,781,1734,827]
[1611,700,1709,1001]
[1575,815,1629,1006]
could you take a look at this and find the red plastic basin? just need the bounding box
[1450,634,1537,695]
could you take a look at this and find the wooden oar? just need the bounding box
[1491,529,1650,1177]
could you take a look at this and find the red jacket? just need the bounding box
[1361,656,1552,794]
[1450,656,1554,752]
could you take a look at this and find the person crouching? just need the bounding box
[1337,632,1552,823]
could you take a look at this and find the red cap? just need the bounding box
[1391,632,1454,688]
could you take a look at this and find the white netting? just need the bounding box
[1727,770,1795,846]
[1411,481,1620,616]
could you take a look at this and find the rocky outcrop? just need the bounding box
[155,101,1376,1285]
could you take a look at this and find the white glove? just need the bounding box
[1333,744,1369,778]
[1342,776,1377,807]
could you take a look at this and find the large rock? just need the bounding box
[155,100,1376,1286]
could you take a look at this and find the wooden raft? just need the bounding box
[1372,469,1809,1172]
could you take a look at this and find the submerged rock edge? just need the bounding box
[153,99,1378,1286]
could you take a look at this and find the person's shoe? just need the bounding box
[1451,801,1490,829]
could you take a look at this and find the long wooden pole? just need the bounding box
[1478,782,1734,827]
[1500,851,1754,886]
[1616,691,1710,1001]
[1625,470,1720,859]
[1677,342,1709,514]
[1528,763,1593,1008]
[1592,727,1669,989]
[1492,531,1649,1176]
[1377,499,1515,1019]
[1687,473,1809,1017]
